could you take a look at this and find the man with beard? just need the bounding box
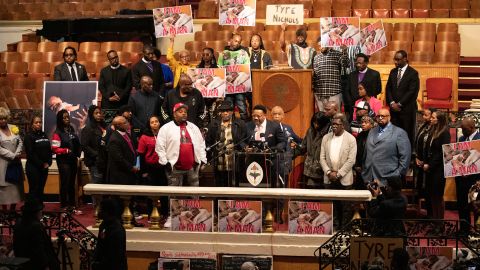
[206,101,247,186]
[280,23,316,69]
[54,46,89,81]
[99,50,132,110]
[161,74,206,127]
[156,103,207,186]
[131,45,165,96]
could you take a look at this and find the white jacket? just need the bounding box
[155,121,207,168]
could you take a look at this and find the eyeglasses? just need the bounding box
[64,54,75,57]
[376,115,390,119]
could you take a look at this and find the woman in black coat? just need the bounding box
[24,116,52,202]
[81,105,106,184]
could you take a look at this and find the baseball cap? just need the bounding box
[173,102,188,112]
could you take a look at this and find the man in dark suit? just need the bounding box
[344,53,382,121]
[99,50,133,110]
[246,104,285,151]
[106,116,139,185]
[455,117,480,232]
[54,46,89,81]
[131,45,165,96]
[385,50,420,146]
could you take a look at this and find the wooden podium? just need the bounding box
[251,69,313,137]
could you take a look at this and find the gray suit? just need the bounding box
[320,131,357,186]
[362,123,411,185]
[53,62,89,81]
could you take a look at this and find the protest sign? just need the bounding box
[288,201,333,235]
[169,199,214,232]
[221,255,272,270]
[350,237,404,270]
[186,68,226,98]
[159,251,217,270]
[218,200,262,233]
[442,140,480,177]
[153,5,194,38]
[406,247,453,269]
[360,20,387,55]
[320,17,361,47]
[225,64,252,94]
[266,4,304,25]
[219,0,256,26]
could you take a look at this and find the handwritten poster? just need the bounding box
[266,4,304,25]
[360,20,387,55]
[320,17,361,47]
[186,68,226,98]
[153,5,194,38]
[225,64,252,94]
[288,201,333,235]
[169,199,214,232]
[350,237,404,270]
[442,140,480,177]
[218,200,262,233]
[219,0,256,26]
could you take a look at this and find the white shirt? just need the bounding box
[254,119,267,141]
[329,132,345,165]
[468,130,479,141]
[68,63,80,81]
[398,64,408,81]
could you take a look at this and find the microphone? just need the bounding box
[206,140,222,151]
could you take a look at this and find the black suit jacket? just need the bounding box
[131,59,165,95]
[92,219,127,270]
[106,131,137,185]
[53,62,89,81]
[246,120,286,151]
[385,65,420,113]
[98,65,133,109]
[206,118,247,150]
[345,68,382,106]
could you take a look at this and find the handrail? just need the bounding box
[83,184,372,201]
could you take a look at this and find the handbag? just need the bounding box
[5,159,22,185]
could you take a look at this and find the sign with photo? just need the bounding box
[219,0,256,26]
[360,20,387,56]
[221,255,272,270]
[442,140,480,177]
[288,201,333,235]
[225,64,252,94]
[350,237,404,270]
[186,68,227,98]
[320,17,361,47]
[169,199,214,232]
[406,247,453,269]
[160,259,190,270]
[266,4,304,25]
[159,251,217,270]
[218,200,262,233]
[153,5,194,38]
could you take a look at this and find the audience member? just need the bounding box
[128,76,162,134]
[98,50,133,110]
[167,34,197,88]
[362,108,411,186]
[106,116,139,185]
[354,115,375,188]
[350,101,374,136]
[280,24,316,69]
[423,110,450,219]
[246,104,285,151]
[353,82,382,120]
[414,109,433,205]
[161,74,206,127]
[197,47,218,68]
[54,46,89,81]
[206,101,247,187]
[0,107,23,211]
[248,34,273,70]
[455,117,480,232]
[92,198,127,270]
[156,103,207,186]
[344,53,381,120]
[153,48,174,97]
[52,109,81,212]
[312,46,349,112]
[386,50,420,146]
[131,44,165,95]
[13,198,60,270]
[81,105,106,186]
[24,116,52,203]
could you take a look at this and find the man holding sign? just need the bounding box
[280,23,316,69]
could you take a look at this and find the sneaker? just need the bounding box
[164,216,172,228]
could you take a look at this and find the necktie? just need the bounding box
[396,68,402,87]
[70,65,77,81]
[122,134,135,154]
[146,62,153,73]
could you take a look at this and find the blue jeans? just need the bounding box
[226,93,247,119]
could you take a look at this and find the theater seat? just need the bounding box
[423,78,453,110]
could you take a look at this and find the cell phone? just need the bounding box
[369,181,378,190]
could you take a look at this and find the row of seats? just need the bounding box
[0,84,43,110]
[1,51,140,63]
[11,41,143,54]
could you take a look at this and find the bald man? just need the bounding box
[456,117,480,233]
[106,116,139,185]
[128,75,162,136]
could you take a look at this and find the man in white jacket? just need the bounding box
[156,102,207,186]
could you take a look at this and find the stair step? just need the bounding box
[459,67,480,77]
[459,100,473,110]
[459,78,480,89]
[460,57,480,65]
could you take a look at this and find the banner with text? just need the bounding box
[186,68,226,98]
[349,237,404,270]
[169,199,213,232]
[219,0,256,26]
[159,251,217,270]
[442,140,480,177]
[360,20,387,55]
[288,201,333,235]
[320,17,360,47]
[406,247,453,269]
[153,5,194,38]
[225,64,252,94]
[218,200,262,233]
[266,4,304,25]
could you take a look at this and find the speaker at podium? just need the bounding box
[233,151,284,188]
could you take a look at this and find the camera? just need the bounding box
[368,181,378,190]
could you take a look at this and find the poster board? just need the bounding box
[359,20,387,55]
[218,200,262,233]
[349,237,404,270]
[219,0,256,26]
[225,64,252,94]
[221,255,272,270]
[442,140,480,177]
[266,5,304,25]
[159,251,217,270]
[320,17,361,47]
[288,201,333,235]
[153,5,194,37]
[169,199,214,232]
[186,68,227,98]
